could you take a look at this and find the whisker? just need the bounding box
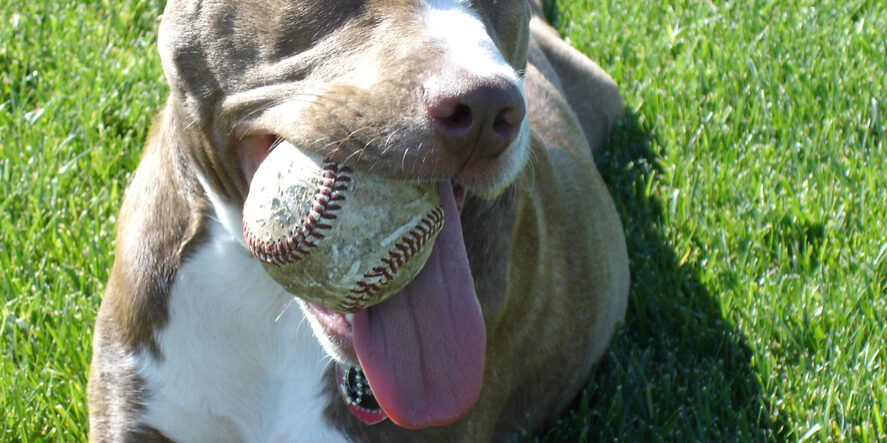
[402,146,412,172]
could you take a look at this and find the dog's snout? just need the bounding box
[424,74,525,160]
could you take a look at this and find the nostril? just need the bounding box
[443,104,474,133]
[425,86,476,137]
[492,107,521,141]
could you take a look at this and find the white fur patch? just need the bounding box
[135,181,347,442]
[423,0,519,82]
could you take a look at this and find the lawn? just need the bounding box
[1,0,885,441]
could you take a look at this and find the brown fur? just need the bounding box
[88,0,629,441]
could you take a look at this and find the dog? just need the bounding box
[87,0,629,441]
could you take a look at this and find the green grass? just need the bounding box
[1,0,165,439]
[1,0,885,440]
[535,0,887,441]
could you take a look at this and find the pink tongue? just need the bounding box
[352,182,486,429]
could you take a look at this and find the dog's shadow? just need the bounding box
[526,110,778,441]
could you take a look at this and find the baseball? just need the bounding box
[242,140,444,313]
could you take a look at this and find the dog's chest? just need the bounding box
[134,223,347,442]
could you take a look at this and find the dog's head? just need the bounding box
[158,0,531,202]
[157,0,531,430]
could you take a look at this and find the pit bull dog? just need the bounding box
[87,0,629,441]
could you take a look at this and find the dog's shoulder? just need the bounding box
[526,16,624,157]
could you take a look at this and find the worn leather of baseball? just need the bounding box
[242,141,444,313]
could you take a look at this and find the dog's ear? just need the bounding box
[157,0,269,122]
[157,0,215,119]
[155,0,289,203]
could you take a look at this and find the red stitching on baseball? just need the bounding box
[244,159,351,264]
[337,205,445,311]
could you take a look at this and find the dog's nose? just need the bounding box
[423,74,525,160]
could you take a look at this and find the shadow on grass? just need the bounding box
[528,110,782,441]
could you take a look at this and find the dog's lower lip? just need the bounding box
[308,303,353,340]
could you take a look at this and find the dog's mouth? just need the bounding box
[303,180,483,429]
[239,134,484,429]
